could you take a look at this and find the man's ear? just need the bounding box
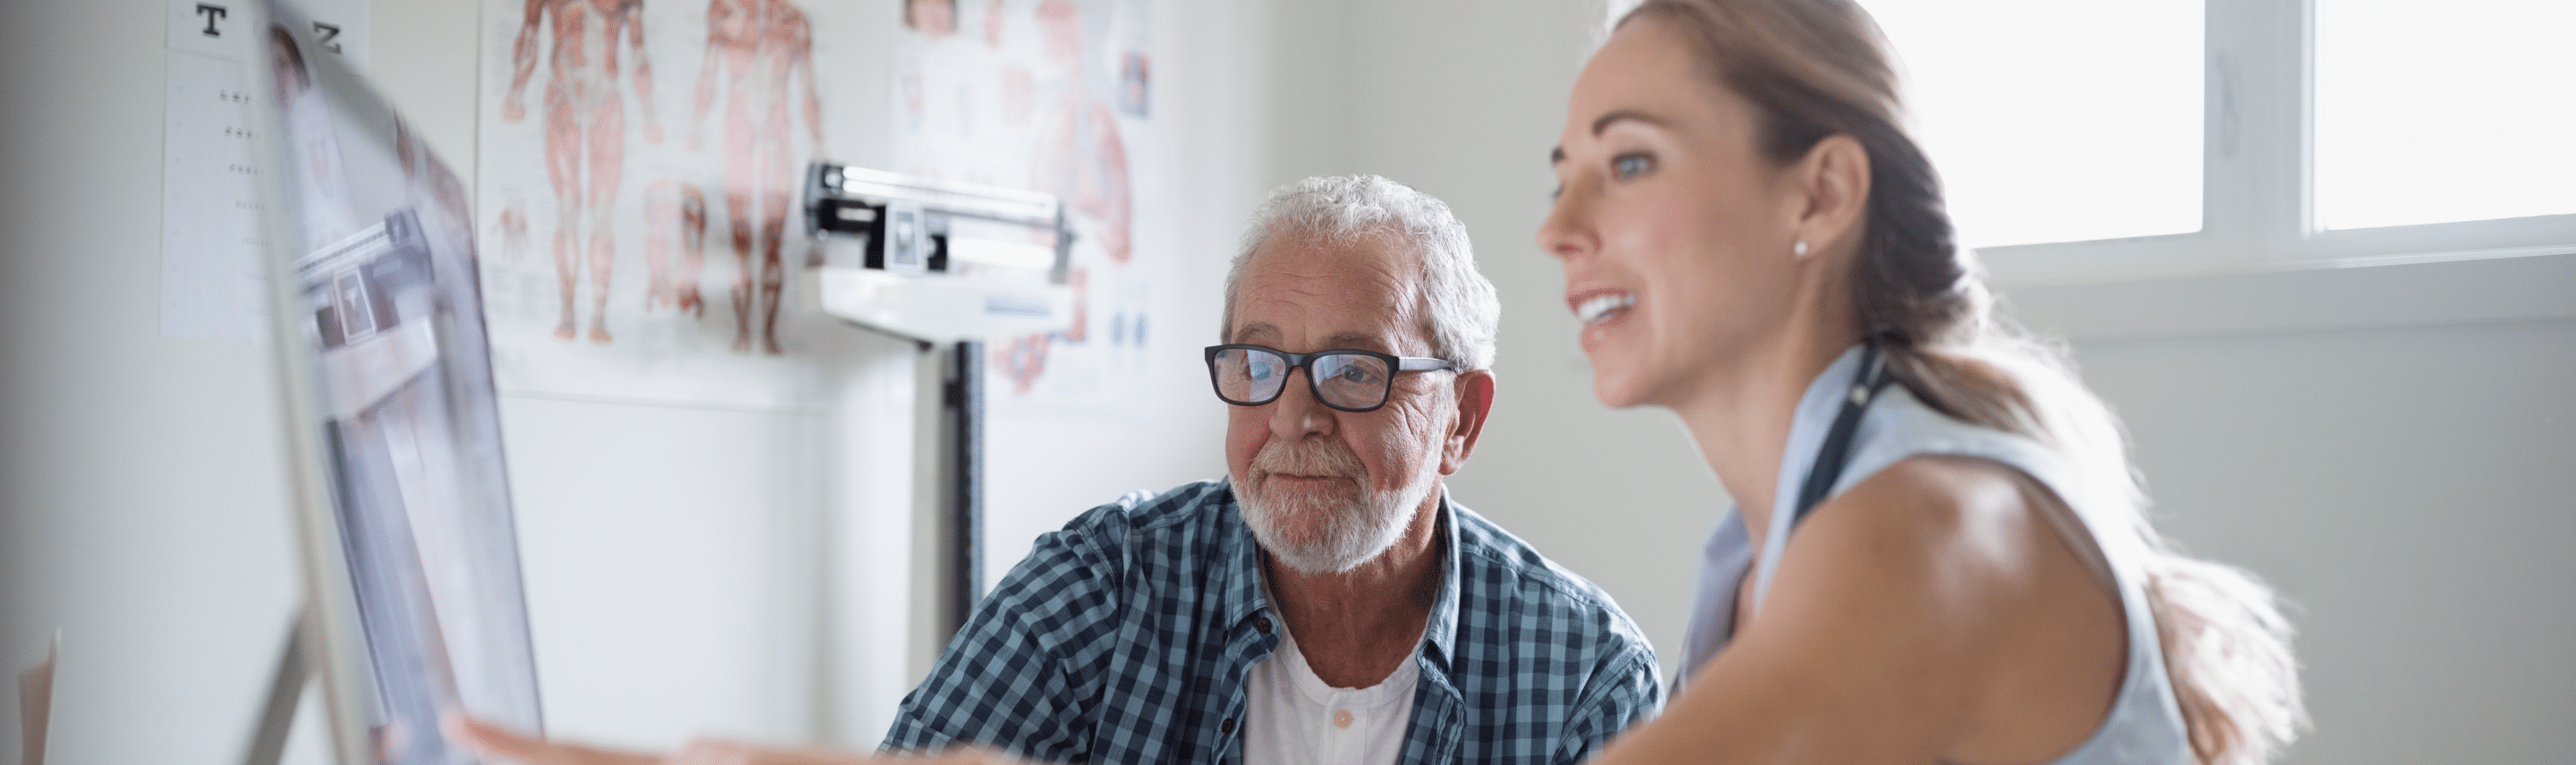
[1792,133,1871,252]
[1439,370,1496,476]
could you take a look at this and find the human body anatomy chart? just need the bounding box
[476,0,843,408]
[892,0,1165,414]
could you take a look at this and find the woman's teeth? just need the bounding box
[1575,293,1635,325]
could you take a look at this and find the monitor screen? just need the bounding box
[254,4,544,762]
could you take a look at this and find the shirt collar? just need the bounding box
[1420,489,1462,666]
[1216,477,1272,634]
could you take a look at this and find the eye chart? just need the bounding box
[161,0,369,343]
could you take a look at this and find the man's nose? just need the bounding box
[1267,367,1336,438]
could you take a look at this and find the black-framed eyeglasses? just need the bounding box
[1204,344,1456,412]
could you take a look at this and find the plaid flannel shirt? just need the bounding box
[883,479,1663,765]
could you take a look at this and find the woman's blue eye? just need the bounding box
[1612,153,1654,178]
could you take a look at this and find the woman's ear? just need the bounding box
[1793,134,1872,250]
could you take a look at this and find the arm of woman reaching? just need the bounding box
[1591,455,2128,765]
[451,717,1028,765]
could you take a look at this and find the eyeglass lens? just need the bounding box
[1211,347,1394,410]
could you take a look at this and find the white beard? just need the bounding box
[1237,438,1436,574]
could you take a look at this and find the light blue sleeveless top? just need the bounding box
[1678,346,2191,765]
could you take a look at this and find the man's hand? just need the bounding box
[450,716,1029,765]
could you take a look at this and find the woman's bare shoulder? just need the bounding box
[1766,454,2127,762]
[1801,454,2051,556]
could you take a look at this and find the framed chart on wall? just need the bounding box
[470,0,894,409]
[249,2,547,762]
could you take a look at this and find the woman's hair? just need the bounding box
[1614,2,2306,762]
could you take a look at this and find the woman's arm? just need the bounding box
[1594,455,2126,765]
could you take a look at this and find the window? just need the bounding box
[1866,0,2203,250]
[1852,1,2576,288]
[2313,0,2576,231]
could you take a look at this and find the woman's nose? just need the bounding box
[1537,178,1596,262]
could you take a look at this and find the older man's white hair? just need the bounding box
[1223,174,1501,371]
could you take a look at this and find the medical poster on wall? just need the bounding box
[475,0,880,409]
[892,0,1165,415]
[256,4,545,761]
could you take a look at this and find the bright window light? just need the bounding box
[1861,1,2204,249]
[2315,1,2576,231]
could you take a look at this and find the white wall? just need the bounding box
[1,2,318,762]
[2012,259,2576,764]
[2077,318,2576,763]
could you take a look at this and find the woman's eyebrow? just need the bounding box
[1592,109,1667,136]
[1554,109,1669,165]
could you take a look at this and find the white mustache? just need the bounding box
[1251,440,1365,480]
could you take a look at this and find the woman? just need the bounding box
[1538,1,2303,763]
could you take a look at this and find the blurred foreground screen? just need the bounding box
[256,2,544,762]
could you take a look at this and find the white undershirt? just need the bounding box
[1242,610,1420,765]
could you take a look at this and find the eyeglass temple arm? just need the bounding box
[1396,356,1454,371]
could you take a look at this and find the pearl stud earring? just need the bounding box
[1792,240,1810,259]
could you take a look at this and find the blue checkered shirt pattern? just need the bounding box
[882,479,1663,765]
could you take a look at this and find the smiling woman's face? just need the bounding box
[1538,19,1811,412]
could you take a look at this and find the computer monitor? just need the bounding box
[250,3,545,762]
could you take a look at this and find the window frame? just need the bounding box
[1979,0,2576,292]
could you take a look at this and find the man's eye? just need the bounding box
[1612,153,1654,178]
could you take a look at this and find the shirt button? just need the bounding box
[1333,710,1353,728]
[1254,616,1273,633]
[1221,718,1237,735]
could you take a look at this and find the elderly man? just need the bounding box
[879,174,1659,764]
[459,175,1658,765]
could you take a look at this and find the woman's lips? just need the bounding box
[1568,290,1636,354]
[1572,292,1635,324]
